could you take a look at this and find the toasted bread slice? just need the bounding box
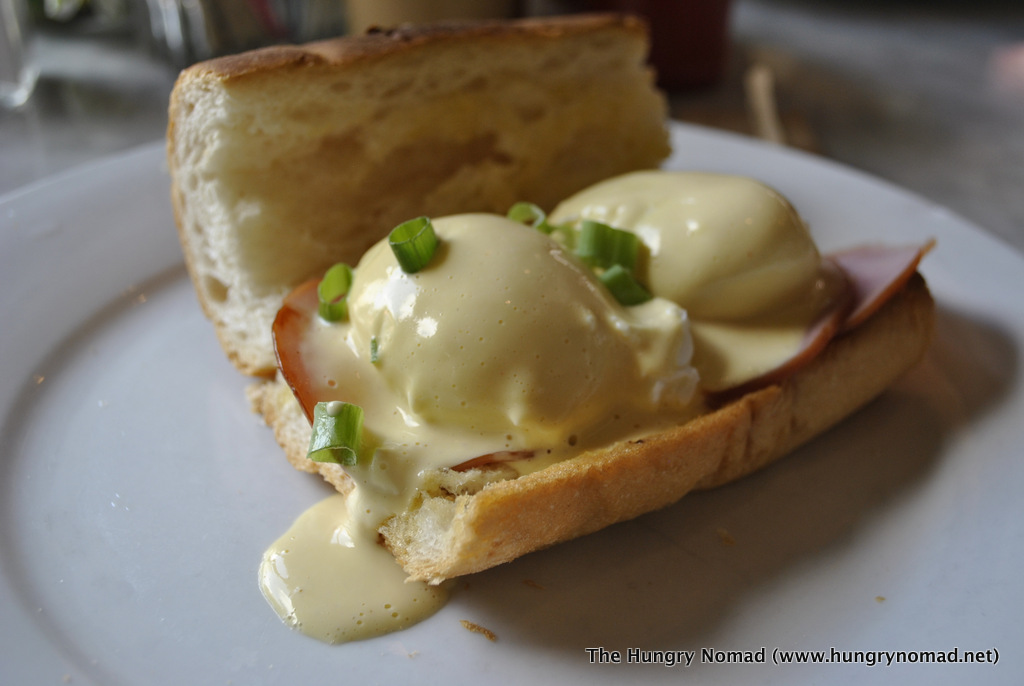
[168,14,670,376]
[250,274,934,583]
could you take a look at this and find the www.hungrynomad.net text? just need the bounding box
[585,646,1000,668]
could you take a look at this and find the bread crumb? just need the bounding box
[716,527,736,546]
[384,643,420,659]
[523,579,545,590]
[460,620,498,641]
[875,595,886,603]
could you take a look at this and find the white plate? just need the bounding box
[1,123,1022,685]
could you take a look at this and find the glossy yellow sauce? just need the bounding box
[551,171,841,389]
[549,171,821,320]
[302,213,700,504]
[259,495,449,644]
[261,171,835,644]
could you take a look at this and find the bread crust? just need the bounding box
[175,13,648,85]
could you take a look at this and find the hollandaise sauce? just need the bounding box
[259,495,448,644]
[259,170,846,645]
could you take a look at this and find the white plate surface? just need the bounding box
[1,123,1022,685]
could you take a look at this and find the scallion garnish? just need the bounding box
[389,216,439,273]
[507,201,555,234]
[599,264,653,306]
[369,336,380,364]
[307,401,365,466]
[318,262,354,322]
[575,220,641,271]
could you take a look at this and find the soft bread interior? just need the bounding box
[168,14,670,375]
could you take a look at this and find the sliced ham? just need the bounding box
[697,258,853,401]
[272,278,321,422]
[831,239,935,331]
[273,240,934,466]
[706,239,934,400]
[451,450,536,472]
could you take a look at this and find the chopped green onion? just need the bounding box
[389,216,439,273]
[575,220,641,271]
[507,201,555,234]
[308,401,365,466]
[369,336,380,364]
[600,264,653,306]
[318,262,354,322]
[550,221,577,250]
[506,201,578,246]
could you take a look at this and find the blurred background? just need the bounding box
[1,0,1022,251]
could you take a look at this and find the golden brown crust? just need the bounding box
[382,274,934,582]
[177,13,646,85]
